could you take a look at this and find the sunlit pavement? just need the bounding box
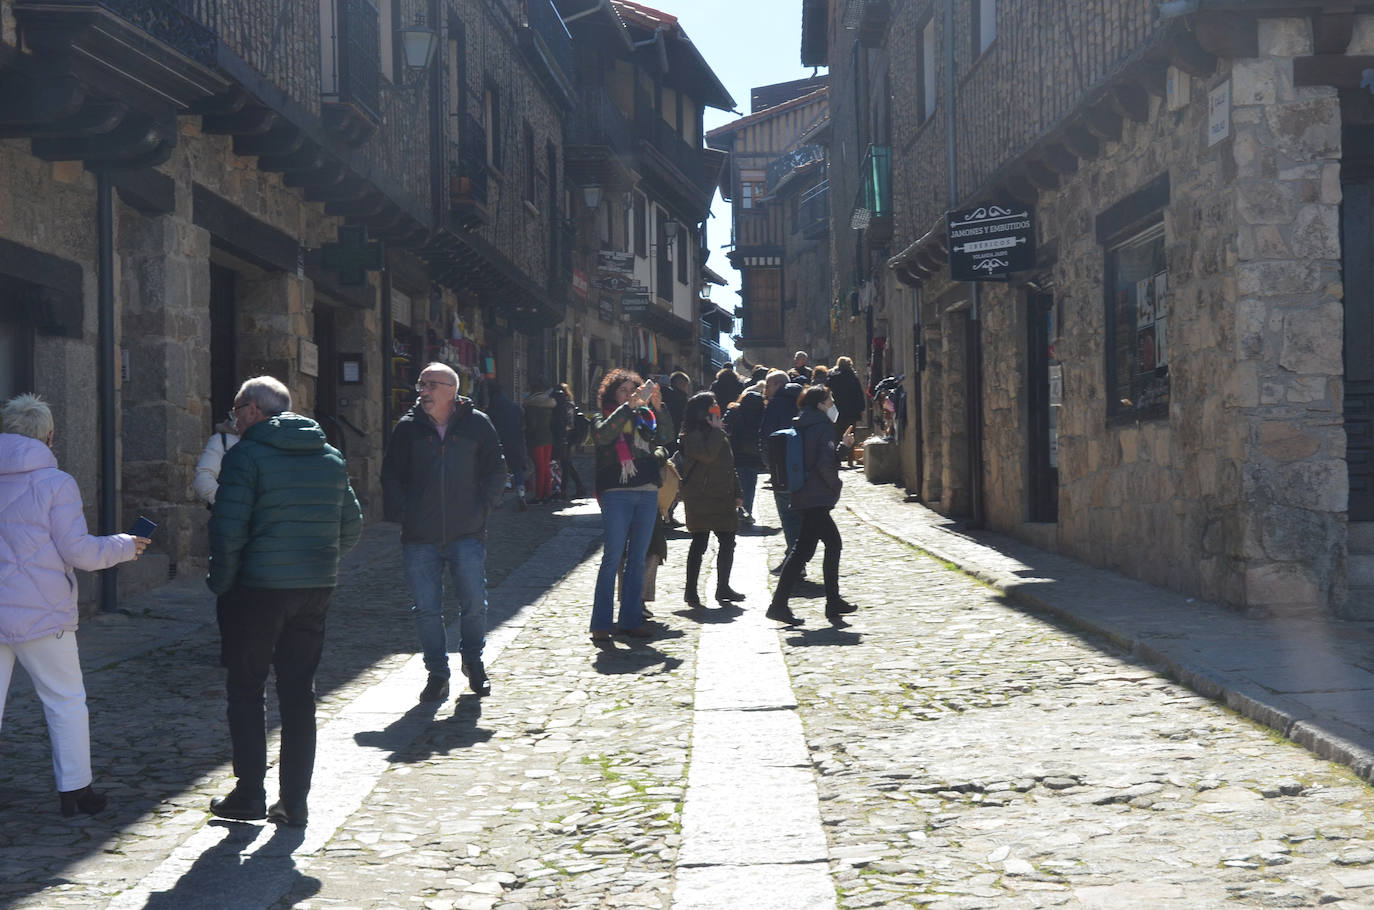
[3,468,1374,909]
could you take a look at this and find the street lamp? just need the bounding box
[385,17,439,93]
[582,186,604,210]
[662,220,679,241]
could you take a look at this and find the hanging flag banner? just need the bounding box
[946,203,1035,281]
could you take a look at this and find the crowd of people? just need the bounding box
[0,350,864,825]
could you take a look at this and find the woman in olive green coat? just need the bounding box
[678,392,743,607]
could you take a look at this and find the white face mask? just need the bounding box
[825,404,839,423]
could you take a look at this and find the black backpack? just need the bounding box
[568,410,590,447]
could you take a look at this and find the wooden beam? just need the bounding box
[1194,13,1257,58]
[1110,82,1151,123]
[1061,125,1100,159]
[1025,162,1060,192]
[0,98,126,139]
[1293,54,1374,89]
[283,162,348,190]
[1042,143,1079,176]
[1313,7,1356,56]
[202,106,277,136]
[1083,103,1122,142]
[1170,29,1217,79]
[1002,175,1039,206]
[257,145,325,174]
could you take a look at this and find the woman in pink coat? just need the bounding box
[0,394,148,816]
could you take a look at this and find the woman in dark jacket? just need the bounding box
[678,392,743,608]
[723,380,766,524]
[709,368,744,417]
[766,385,857,626]
[589,369,669,640]
[827,356,867,466]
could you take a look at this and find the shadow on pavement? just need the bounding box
[389,698,495,762]
[784,626,863,647]
[352,700,445,761]
[142,822,317,910]
[592,642,685,676]
[671,604,745,624]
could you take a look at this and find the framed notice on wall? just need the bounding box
[339,353,363,385]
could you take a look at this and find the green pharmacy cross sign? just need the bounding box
[320,225,384,286]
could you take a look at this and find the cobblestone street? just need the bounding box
[2,473,1374,909]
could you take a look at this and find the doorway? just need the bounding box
[1027,290,1059,523]
[209,264,237,425]
[1342,124,1374,520]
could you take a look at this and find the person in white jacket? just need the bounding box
[193,415,240,506]
[0,394,148,816]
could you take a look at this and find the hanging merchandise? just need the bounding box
[481,346,496,378]
[647,333,658,366]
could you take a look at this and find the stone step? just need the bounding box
[1343,586,1374,620]
[1350,521,1374,555]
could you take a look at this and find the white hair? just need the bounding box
[236,376,291,415]
[1,393,54,441]
[419,362,459,386]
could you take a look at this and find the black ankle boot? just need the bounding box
[59,784,107,818]
[685,548,703,608]
[715,585,745,602]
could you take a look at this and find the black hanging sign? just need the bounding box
[946,203,1035,281]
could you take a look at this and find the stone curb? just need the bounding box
[846,501,1374,786]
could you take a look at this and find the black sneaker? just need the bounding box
[765,604,804,626]
[209,785,267,821]
[267,799,308,828]
[462,660,491,697]
[825,598,858,618]
[418,673,450,702]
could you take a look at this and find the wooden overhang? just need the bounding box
[888,18,1220,288]
[420,229,566,330]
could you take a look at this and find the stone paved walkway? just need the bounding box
[1,468,1372,909]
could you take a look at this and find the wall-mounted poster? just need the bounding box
[1135,269,1168,373]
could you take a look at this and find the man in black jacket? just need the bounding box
[382,363,506,701]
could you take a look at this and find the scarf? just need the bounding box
[606,405,657,483]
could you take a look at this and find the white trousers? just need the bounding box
[0,631,92,792]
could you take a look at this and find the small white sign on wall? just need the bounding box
[1048,363,1063,408]
[299,338,319,378]
[1208,80,1231,147]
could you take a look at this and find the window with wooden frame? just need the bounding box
[676,225,688,285]
[972,0,996,57]
[1100,175,1171,424]
[0,290,35,403]
[656,207,671,301]
[634,192,647,258]
[918,15,936,124]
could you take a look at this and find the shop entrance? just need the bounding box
[1026,290,1059,522]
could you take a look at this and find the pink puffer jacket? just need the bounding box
[0,433,136,644]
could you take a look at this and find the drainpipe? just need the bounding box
[96,170,120,612]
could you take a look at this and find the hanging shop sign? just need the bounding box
[572,268,590,301]
[621,285,652,313]
[595,250,635,291]
[946,203,1035,281]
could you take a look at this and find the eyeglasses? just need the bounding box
[415,380,456,391]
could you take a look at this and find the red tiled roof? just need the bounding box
[610,0,678,31]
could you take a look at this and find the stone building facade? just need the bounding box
[808,0,1374,618]
[0,0,730,611]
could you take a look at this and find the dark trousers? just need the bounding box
[217,585,332,804]
[686,530,736,597]
[557,442,585,494]
[771,507,841,607]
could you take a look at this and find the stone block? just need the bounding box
[1263,99,1340,162]
[1258,422,1320,461]
[1269,458,1348,511]
[1224,361,1261,408]
[1350,16,1374,54]
[1287,374,1331,405]
[1321,163,1342,204]
[1245,561,1320,612]
[1279,303,1342,374]
[1259,18,1312,56]
[1261,504,1338,562]
[1238,260,1323,296]
[1232,58,1285,106]
[1289,204,1340,259]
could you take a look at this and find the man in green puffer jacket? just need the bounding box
[206,376,362,829]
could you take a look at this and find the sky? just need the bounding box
[647,0,825,356]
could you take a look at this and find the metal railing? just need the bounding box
[520,0,574,86]
[798,179,829,238]
[332,0,380,121]
[767,144,825,190]
[633,90,711,196]
[32,0,219,65]
[566,90,636,155]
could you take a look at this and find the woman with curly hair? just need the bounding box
[678,391,743,608]
[588,369,670,640]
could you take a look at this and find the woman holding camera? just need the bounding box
[589,370,670,640]
[678,392,744,608]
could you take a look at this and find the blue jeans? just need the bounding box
[403,538,488,678]
[773,488,801,554]
[593,490,658,631]
[736,464,759,516]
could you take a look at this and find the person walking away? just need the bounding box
[193,410,240,507]
[827,356,867,468]
[678,392,744,608]
[810,364,829,386]
[382,363,506,703]
[766,386,856,626]
[0,394,149,817]
[589,369,669,640]
[524,381,557,503]
[759,370,804,572]
[709,367,744,419]
[661,372,691,450]
[552,382,588,499]
[485,383,527,509]
[724,380,766,525]
[207,376,362,827]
